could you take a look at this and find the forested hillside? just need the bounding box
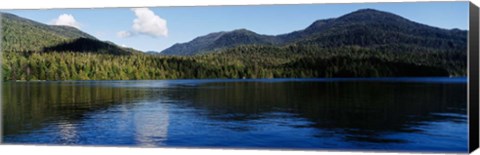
[1,13,138,54]
[161,9,467,56]
[0,9,468,81]
[1,13,95,52]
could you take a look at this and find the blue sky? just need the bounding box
[4,1,469,52]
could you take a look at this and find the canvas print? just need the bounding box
[0,2,471,153]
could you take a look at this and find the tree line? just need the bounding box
[1,44,466,81]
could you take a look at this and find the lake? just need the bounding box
[1,78,468,152]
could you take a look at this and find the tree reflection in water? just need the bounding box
[2,79,467,152]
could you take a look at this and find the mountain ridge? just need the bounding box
[161,9,467,56]
[0,9,468,81]
[1,12,137,55]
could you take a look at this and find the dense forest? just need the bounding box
[2,44,465,81]
[0,9,468,81]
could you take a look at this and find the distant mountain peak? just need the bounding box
[161,8,466,56]
[230,28,254,33]
[337,8,408,23]
[161,27,278,55]
[222,29,261,37]
[351,8,384,13]
[343,8,395,16]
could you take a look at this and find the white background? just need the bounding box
[0,0,478,155]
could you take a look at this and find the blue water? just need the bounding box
[2,78,468,153]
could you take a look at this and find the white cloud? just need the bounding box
[131,8,168,37]
[117,31,133,38]
[117,8,168,39]
[51,14,81,29]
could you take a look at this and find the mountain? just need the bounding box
[0,10,468,81]
[286,9,467,49]
[1,12,136,55]
[161,29,278,55]
[161,9,467,56]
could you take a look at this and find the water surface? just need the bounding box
[2,78,468,152]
